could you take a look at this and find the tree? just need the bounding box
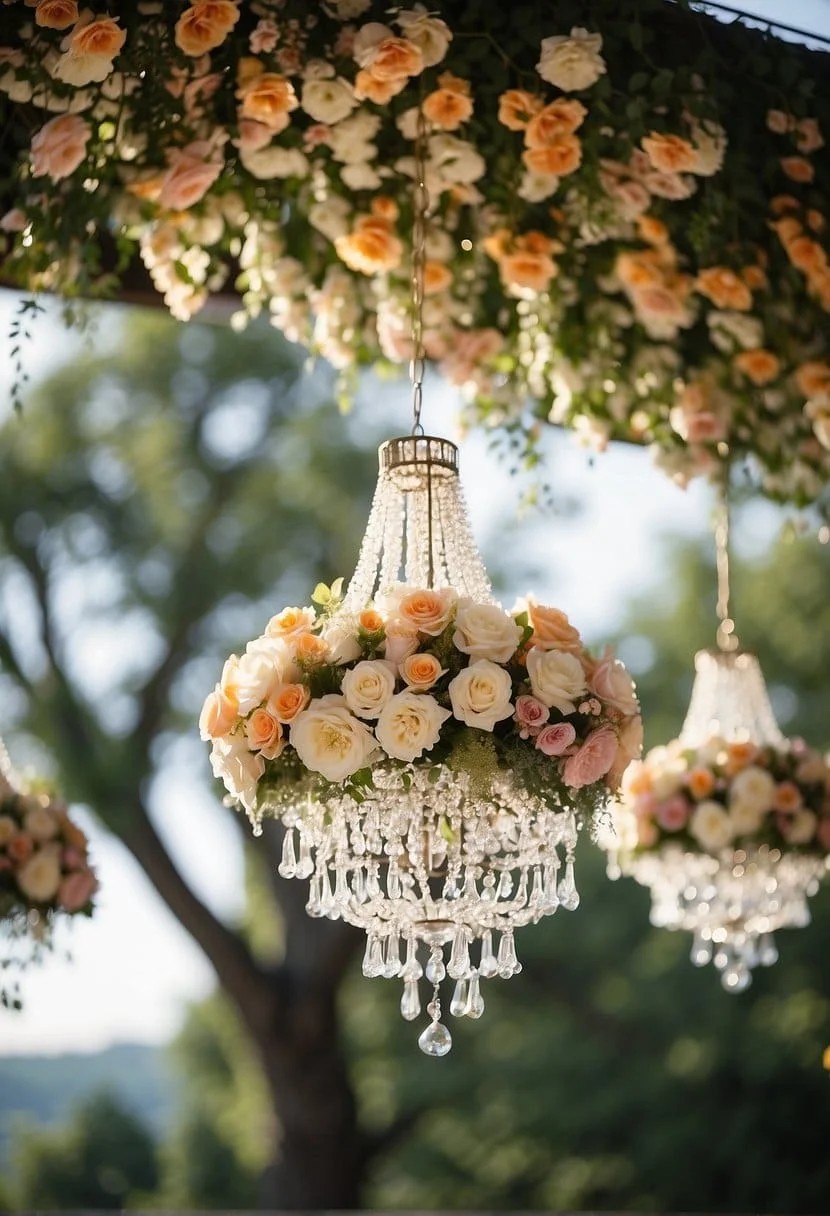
[0,309,389,1206]
[11,1091,159,1208]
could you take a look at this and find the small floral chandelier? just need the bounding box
[0,739,98,1009]
[602,495,829,992]
[202,111,642,1054]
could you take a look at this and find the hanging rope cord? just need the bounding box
[409,105,429,438]
[714,486,740,652]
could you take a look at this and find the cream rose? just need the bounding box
[234,640,290,714]
[341,660,397,719]
[729,765,776,815]
[16,845,62,903]
[449,660,514,731]
[589,653,638,715]
[210,736,265,812]
[786,808,818,845]
[375,691,450,762]
[526,647,586,714]
[289,695,378,782]
[321,617,363,665]
[383,620,420,665]
[301,77,357,124]
[689,800,734,851]
[453,599,522,664]
[23,804,60,843]
[729,801,765,837]
[400,652,445,691]
[537,28,606,92]
[396,8,452,66]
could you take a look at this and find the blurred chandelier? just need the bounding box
[604,495,828,991]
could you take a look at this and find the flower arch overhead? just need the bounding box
[0,0,829,504]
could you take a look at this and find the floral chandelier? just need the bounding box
[601,499,830,992]
[1,1,829,507]
[201,108,642,1055]
[0,738,98,1009]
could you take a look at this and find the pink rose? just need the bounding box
[158,145,223,211]
[535,722,576,756]
[235,120,273,153]
[589,653,638,716]
[30,114,91,182]
[656,794,689,832]
[57,868,98,913]
[634,792,658,818]
[514,694,549,738]
[563,726,618,789]
[61,847,87,870]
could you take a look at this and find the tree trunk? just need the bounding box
[255,986,367,1209]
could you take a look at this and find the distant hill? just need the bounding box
[0,1043,175,1169]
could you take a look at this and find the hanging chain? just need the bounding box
[714,484,739,652]
[409,103,429,437]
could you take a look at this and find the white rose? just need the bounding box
[52,51,115,88]
[537,28,606,92]
[235,638,295,713]
[341,660,397,719]
[707,311,764,352]
[240,146,310,180]
[211,737,266,812]
[449,660,514,731]
[23,804,60,843]
[689,120,727,176]
[16,845,62,903]
[787,809,818,845]
[518,170,560,202]
[730,765,775,815]
[526,647,586,714]
[321,618,362,665]
[689,800,734,852]
[429,134,486,185]
[453,599,522,664]
[396,7,452,66]
[729,801,765,837]
[289,695,378,782]
[375,691,450,762]
[341,162,382,190]
[301,77,356,124]
[309,196,352,241]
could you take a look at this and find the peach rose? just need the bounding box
[267,682,310,724]
[498,89,544,131]
[770,194,800,215]
[807,209,826,234]
[400,652,445,691]
[686,767,715,799]
[396,587,456,636]
[175,1,241,57]
[522,134,582,177]
[358,608,385,634]
[70,15,125,57]
[795,117,824,154]
[563,726,618,789]
[786,236,827,275]
[199,684,239,740]
[724,740,759,774]
[266,606,316,639]
[423,73,473,130]
[742,265,768,290]
[780,156,814,183]
[293,632,329,665]
[733,349,780,386]
[773,781,803,813]
[245,708,284,759]
[526,600,582,653]
[795,361,830,398]
[637,215,669,246]
[353,69,406,104]
[641,132,698,173]
[423,260,453,294]
[30,114,90,181]
[696,267,752,311]
[57,868,97,913]
[524,98,587,147]
[238,73,299,130]
[358,35,423,82]
[500,250,557,294]
[35,0,78,29]
[8,833,35,864]
[766,108,792,135]
[158,146,223,211]
[335,216,403,276]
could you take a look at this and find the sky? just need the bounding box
[1,0,829,1057]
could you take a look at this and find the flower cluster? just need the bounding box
[200,584,642,819]
[614,736,830,857]
[1,1,829,505]
[0,761,97,1000]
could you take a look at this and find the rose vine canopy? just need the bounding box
[0,0,829,504]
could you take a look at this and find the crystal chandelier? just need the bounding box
[202,108,642,1053]
[603,497,829,992]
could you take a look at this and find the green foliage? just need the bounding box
[11,1091,159,1209]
